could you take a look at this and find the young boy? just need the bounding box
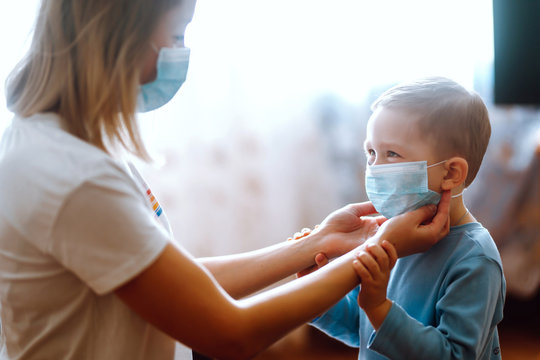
[311,77,506,359]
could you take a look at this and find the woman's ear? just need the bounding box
[441,157,468,191]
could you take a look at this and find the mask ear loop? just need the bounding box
[427,159,447,168]
[452,186,468,198]
[453,188,469,225]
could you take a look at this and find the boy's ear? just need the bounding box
[441,157,468,191]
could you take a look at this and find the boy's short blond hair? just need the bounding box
[371,76,491,187]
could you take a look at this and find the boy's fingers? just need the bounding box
[366,244,390,271]
[381,240,398,268]
[373,215,387,226]
[352,259,371,282]
[357,251,380,277]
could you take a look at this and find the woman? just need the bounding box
[0,0,450,359]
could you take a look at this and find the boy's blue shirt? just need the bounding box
[311,222,506,360]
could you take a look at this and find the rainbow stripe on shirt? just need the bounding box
[146,189,162,217]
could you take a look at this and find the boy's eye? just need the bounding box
[365,149,375,165]
[387,151,400,158]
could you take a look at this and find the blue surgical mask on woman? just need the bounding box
[365,160,446,219]
[137,46,190,112]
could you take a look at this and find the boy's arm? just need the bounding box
[368,257,504,360]
[310,287,362,348]
[311,240,398,347]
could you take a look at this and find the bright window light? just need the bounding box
[1,0,493,139]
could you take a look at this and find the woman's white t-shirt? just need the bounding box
[0,113,192,359]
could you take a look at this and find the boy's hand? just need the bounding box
[353,240,397,330]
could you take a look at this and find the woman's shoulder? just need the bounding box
[1,113,129,185]
[0,113,139,239]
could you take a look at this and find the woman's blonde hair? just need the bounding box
[371,77,491,187]
[6,0,181,159]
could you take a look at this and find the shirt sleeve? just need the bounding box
[48,171,171,295]
[369,256,504,360]
[310,286,361,348]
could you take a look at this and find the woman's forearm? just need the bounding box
[234,249,360,357]
[117,242,363,360]
[198,233,324,298]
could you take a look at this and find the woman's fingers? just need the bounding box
[296,253,328,278]
[373,215,388,226]
[314,253,329,268]
[347,202,378,217]
[421,190,451,235]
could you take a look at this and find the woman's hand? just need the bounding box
[368,190,451,257]
[314,202,386,259]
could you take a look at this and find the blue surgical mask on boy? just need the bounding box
[365,160,446,219]
[137,46,190,112]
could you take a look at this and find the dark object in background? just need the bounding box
[192,351,213,360]
[501,291,540,333]
[493,0,540,105]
